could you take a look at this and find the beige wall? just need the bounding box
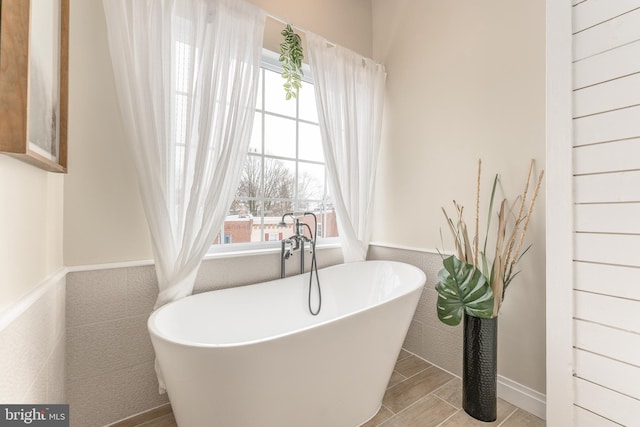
[63,0,373,267]
[371,0,546,394]
[64,0,152,266]
[0,156,64,312]
[250,0,372,58]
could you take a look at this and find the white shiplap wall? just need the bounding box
[572,1,640,425]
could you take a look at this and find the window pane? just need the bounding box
[265,115,296,158]
[299,122,323,162]
[231,198,261,218]
[298,162,325,200]
[176,93,188,145]
[298,81,318,123]
[174,145,186,203]
[261,201,296,242]
[264,69,296,117]
[321,206,339,238]
[175,42,191,93]
[263,206,296,242]
[255,69,263,110]
[224,200,257,244]
[236,154,262,199]
[263,158,295,202]
[249,112,262,154]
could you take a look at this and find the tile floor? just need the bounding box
[119,350,545,427]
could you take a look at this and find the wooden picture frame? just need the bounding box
[0,0,69,173]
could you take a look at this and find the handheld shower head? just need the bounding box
[278,212,300,228]
[278,213,294,228]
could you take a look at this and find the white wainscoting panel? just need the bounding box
[574,320,640,367]
[574,407,621,427]
[573,40,640,89]
[575,203,640,234]
[573,0,640,33]
[574,349,640,400]
[573,139,640,175]
[574,233,640,266]
[574,104,640,146]
[574,378,640,426]
[574,261,640,301]
[573,73,640,118]
[574,290,640,332]
[573,7,640,61]
[574,171,640,203]
[564,0,640,423]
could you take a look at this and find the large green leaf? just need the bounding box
[436,255,494,326]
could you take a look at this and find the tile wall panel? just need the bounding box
[0,275,66,404]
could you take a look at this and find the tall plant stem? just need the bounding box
[482,175,499,257]
[504,160,534,270]
[492,200,507,316]
[509,170,544,276]
[474,159,481,268]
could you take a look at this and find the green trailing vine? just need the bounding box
[279,24,303,100]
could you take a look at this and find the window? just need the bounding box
[213,52,338,248]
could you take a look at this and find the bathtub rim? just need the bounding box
[148,260,426,350]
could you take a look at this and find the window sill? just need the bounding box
[203,239,341,261]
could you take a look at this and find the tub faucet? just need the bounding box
[278,212,322,315]
[279,213,314,278]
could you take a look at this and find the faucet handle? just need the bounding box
[288,236,300,251]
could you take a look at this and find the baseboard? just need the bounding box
[498,374,546,420]
[109,403,172,427]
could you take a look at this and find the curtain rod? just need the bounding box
[262,10,384,68]
[263,11,337,48]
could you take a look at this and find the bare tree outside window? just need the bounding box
[233,154,294,216]
[232,153,324,217]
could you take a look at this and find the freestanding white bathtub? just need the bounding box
[148,260,425,427]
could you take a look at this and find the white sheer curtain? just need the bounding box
[103,0,265,309]
[306,33,386,263]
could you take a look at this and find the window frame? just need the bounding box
[207,49,340,256]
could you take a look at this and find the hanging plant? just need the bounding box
[279,24,303,100]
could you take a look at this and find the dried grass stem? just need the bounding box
[510,169,544,275]
[474,160,481,268]
[504,160,534,270]
[440,159,544,318]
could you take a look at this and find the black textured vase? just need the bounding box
[463,313,498,422]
